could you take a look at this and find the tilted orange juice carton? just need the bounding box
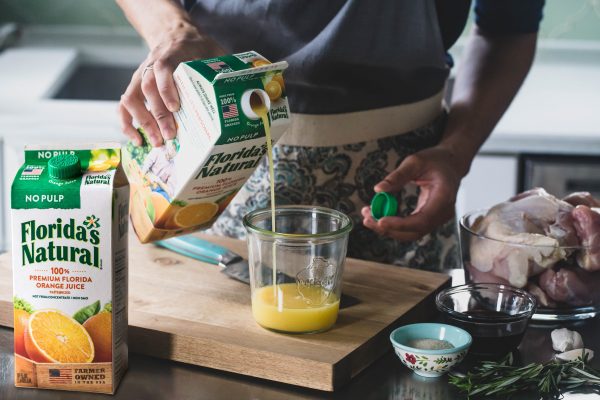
[11,144,129,394]
[123,50,290,243]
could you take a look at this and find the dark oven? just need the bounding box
[519,154,600,198]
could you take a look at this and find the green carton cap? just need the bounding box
[370,192,398,220]
[48,154,81,180]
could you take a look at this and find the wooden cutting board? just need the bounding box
[0,234,449,391]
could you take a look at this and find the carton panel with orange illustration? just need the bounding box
[11,144,129,394]
[123,50,290,243]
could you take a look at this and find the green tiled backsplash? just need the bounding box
[463,0,600,41]
[0,0,130,27]
[538,0,600,41]
[0,0,599,41]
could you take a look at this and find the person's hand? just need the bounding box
[361,145,466,241]
[120,27,225,147]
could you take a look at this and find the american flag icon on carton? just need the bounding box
[206,61,230,71]
[22,166,43,176]
[222,104,239,119]
[49,368,73,384]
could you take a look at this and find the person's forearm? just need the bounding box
[116,0,198,48]
[440,27,537,177]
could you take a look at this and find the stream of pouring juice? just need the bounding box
[250,94,277,289]
[250,94,340,333]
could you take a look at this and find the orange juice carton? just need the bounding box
[123,50,290,243]
[11,144,129,394]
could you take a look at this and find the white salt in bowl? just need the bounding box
[389,323,472,377]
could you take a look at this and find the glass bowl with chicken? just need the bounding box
[460,188,600,321]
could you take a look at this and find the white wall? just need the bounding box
[456,155,519,218]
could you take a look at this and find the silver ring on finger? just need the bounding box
[142,64,154,79]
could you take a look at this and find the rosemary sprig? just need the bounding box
[449,352,600,399]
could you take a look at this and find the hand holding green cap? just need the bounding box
[370,192,398,220]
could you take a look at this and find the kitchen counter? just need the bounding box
[478,42,600,156]
[1,313,599,399]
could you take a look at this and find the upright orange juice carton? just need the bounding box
[123,50,290,243]
[11,144,129,394]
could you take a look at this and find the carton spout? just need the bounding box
[242,88,271,120]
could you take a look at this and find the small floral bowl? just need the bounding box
[390,323,472,378]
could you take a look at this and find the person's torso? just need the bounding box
[188,0,453,114]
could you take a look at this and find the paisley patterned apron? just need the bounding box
[207,111,459,272]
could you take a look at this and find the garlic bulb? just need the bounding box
[551,328,584,352]
[556,348,594,362]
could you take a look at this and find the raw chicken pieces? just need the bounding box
[538,265,600,306]
[526,282,556,308]
[563,192,600,208]
[469,188,575,287]
[465,262,509,285]
[467,188,600,307]
[571,205,600,271]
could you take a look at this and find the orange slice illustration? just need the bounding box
[172,202,219,228]
[24,309,95,363]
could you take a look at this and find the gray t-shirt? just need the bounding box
[188,0,448,114]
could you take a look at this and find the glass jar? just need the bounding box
[243,206,352,333]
